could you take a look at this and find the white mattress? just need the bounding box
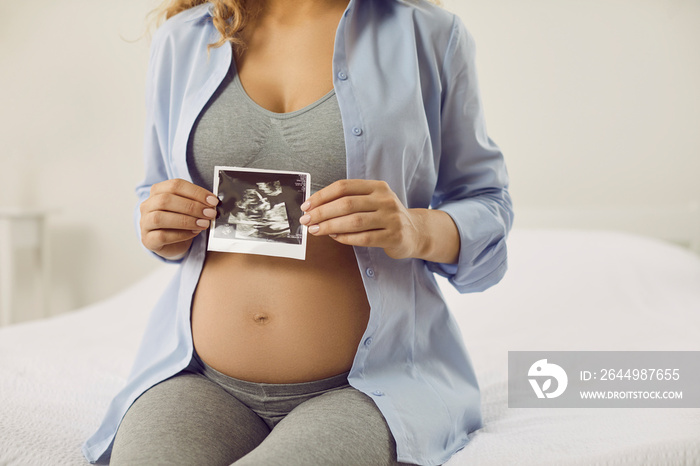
[1,228,699,465]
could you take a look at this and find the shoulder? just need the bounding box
[397,1,463,38]
[391,1,478,79]
[400,1,473,56]
[149,3,216,59]
[393,0,457,26]
[144,3,221,105]
[360,0,470,64]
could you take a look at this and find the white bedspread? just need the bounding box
[1,229,699,465]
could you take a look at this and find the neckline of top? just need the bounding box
[230,59,337,120]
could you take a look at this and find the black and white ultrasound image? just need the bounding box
[213,169,306,245]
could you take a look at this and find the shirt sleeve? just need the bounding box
[426,14,514,293]
[133,32,186,265]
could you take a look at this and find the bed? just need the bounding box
[1,227,699,465]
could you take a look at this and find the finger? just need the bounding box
[143,228,201,250]
[330,229,412,259]
[143,210,212,233]
[303,179,381,211]
[150,178,219,207]
[307,212,385,236]
[325,229,393,249]
[143,192,218,220]
[300,195,376,226]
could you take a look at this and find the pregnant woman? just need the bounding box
[82,0,513,464]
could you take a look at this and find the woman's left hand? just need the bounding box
[299,179,424,260]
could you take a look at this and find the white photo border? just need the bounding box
[207,166,310,260]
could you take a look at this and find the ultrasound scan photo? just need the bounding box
[208,167,310,260]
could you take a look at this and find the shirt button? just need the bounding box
[352,127,363,136]
[365,267,375,278]
[372,390,385,397]
[364,337,373,346]
[337,71,348,81]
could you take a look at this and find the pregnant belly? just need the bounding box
[190,235,370,383]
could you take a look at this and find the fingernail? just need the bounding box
[329,234,337,238]
[308,225,320,234]
[206,195,219,206]
[300,201,310,211]
[196,219,210,228]
[203,208,217,218]
[299,214,311,225]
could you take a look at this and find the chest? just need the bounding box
[187,63,347,194]
[233,12,342,114]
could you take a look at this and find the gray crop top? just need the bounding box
[187,58,347,195]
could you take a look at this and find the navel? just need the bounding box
[252,312,270,325]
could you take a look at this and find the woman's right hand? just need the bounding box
[139,178,219,260]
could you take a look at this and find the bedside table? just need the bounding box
[0,208,50,326]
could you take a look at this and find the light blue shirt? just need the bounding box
[82,1,513,464]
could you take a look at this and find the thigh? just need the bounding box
[111,372,270,466]
[233,386,414,466]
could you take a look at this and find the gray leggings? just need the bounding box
[110,351,413,465]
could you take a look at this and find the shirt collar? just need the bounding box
[184,3,216,23]
[183,0,391,24]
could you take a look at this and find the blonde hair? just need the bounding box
[150,0,440,51]
[150,0,250,51]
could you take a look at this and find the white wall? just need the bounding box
[1,0,699,319]
[0,0,158,318]
[443,0,700,208]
